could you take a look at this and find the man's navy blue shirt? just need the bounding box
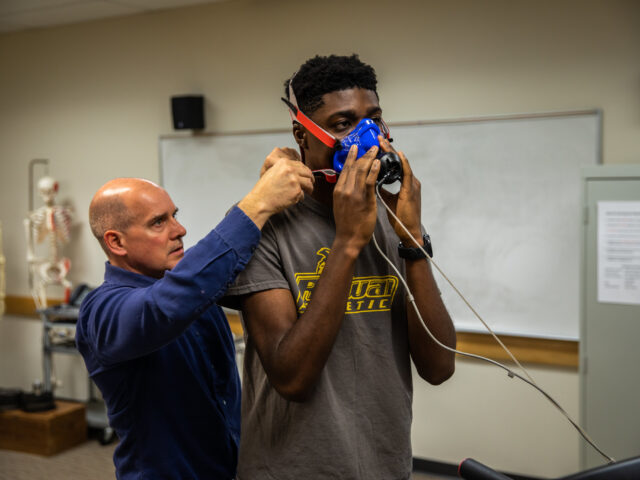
[76,206,260,480]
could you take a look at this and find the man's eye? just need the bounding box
[334,121,351,132]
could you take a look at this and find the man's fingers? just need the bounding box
[337,145,380,194]
[396,150,419,197]
[378,135,395,153]
[277,158,314,197]
[292,159,313,176]
[270,146,300,161]
[361,145,379,161]
[355,146,377,178]
[261,147,302,177]
[260,152,278,177]
[340,145,359,171]
[397,150,412,177]
[335,145,358,189]
[280,147,301,161]
[290,159,315,194]
[348,145,378,177]
[365,159,381,187]
[300,175,315,195]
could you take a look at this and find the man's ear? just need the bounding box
[292,122,308,150]
[104,230,127,257]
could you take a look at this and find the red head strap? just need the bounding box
[282,73,337,149]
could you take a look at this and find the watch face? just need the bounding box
[424,234,433,258]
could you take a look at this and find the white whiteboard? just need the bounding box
[160,111,601,340]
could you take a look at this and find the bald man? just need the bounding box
[75,153,313,480]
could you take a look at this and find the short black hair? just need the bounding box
[284,54,378,116]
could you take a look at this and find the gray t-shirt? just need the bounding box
[227,194,413,480]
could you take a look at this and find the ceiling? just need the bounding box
[0,0,226,33]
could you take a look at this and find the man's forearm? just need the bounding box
[267,241,359,400]
[404,258,456,384]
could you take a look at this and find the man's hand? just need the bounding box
[238,148,314,229]
[332,144,381,257]
[378,136,422,246]
[260,147,303,178]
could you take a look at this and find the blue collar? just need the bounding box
[103,262,158,288]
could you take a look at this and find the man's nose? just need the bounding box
[171,218,187,238]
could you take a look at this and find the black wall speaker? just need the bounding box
[171,95,205,130]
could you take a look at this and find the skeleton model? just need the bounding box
[24,177,73,310]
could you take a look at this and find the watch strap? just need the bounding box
[398,234,433,260]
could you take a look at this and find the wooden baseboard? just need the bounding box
[456,331,578,368]
[226,311,244,336]
[5,297,577,368]
[4,295,64,316]
[226,312,578,368]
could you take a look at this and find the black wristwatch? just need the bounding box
[398,234,433,260]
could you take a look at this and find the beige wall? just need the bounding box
[0,0,638,477]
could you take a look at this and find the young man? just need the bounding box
[75,156,313,479]
[226,54,457,479]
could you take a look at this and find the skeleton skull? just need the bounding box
[37,176,59,206]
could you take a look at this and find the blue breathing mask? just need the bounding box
[332,118,382,173]
[281,85,401,184]
[332,118,403,185]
